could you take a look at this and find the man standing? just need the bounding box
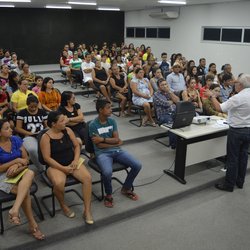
[206,74,250,192]
[89,99,142,207]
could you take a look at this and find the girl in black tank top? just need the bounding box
[46,130,74,166]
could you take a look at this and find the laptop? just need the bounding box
[162,101,196,129]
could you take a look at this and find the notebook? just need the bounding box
[162,101,195,129]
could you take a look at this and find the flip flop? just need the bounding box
[104,195,114,208]
[121,190,139,201]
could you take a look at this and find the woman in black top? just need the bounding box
[92,60,111,103]
[40,111,93,224]
[110,64,131,116]
[58,91,86,146]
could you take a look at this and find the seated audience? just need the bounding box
[60,50,72,79]
[220,74,233,102]
[182,77,203,113]
[32,76,43,94]
[92,60,111,103]
[167,63,186,93]
[15,95,47,173]
[153,78,179,148]
[1,50,11,65]
[203,84,227,118]
[207,63,218,84]
[20,63,36,88]
[69,51,83,85]
[40,111,93,224]
[0,119,45,240]
[89,99,142,208]
[158,52,170,78]
[38,77,61,112]
[0,64,9,89]
[200,74,214,100]
[8,53,19,72]
[110,64,131,116]
[197,58,208,79]
[130,68,155,126]
[100,54,111,73]
[150,68,163,92]
[81,53,95,89]
[11,79,38,113]
[185,66,200,87]
[0,87,9,119]
[8,70,19,96]
[184,60,195,78]
[58,91,86,146]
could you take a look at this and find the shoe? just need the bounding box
[30,226,45,240]
[9,212,21,225]
[236,182,243,189]
[121,188,139,201]
[83,213,94,225]
[215,183,233,192]
[63,208,75,218]
[142,117,148,126]
[104,195,114,208]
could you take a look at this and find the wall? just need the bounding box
[125,1,250,75]
[0,8,124,65]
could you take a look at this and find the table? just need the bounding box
[161,116,229,184]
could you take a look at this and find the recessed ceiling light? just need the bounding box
[97,7,120,11]
[46,5,72,9]
[0,4,15,7]
[68,1,96,5]
[158,0,186,4]
[0,0,30,2]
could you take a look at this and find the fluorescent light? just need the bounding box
[97,7,120,11]
[0,0,30,2]
[46,5,72,9]
[68,1,96,5]
[158,0,186,4]
[0,4,15,7]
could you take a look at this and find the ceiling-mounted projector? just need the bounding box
[149,11,179,19]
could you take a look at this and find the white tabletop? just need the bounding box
[161,116,229,139]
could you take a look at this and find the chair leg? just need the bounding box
[129,108,143,127]
[41,189,55,217]
[0,203,4,235]
[32,194,44,221]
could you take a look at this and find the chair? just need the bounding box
[127,85,145,127]
[111,96,121,117]
[37,129,83,217]
[85,122,133,201]
[0,182,44,234]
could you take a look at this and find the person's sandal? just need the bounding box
[121,189,139,201]
[30,227,45,240]
[9,212,21,226]
[63,208,75,218]
[104,195,114,208]
[83,213,94,225]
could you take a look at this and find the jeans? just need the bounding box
[23,136,45,173]
[96,150,142,195]
[225,127,250,188]
[158,114,177,147]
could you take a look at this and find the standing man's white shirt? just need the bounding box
[220,88,250,128]
[81,61,95,82]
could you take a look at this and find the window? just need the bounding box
[126,27,135,38]
[203,28,221,41]
[222,28,242,42]
[244,29,250,43]
[126,26,170,39]
[135,28,145,38]
[146,28,157,38]
[158,28,170,38]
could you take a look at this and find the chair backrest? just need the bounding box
[84,121,95,154]
[37,128,49,165]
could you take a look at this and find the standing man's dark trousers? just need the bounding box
[225,127,250,189]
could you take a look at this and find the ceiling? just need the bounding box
[0,0,246,11]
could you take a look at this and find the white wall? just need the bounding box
[125,1,250,75]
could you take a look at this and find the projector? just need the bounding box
[192,116,210,124]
